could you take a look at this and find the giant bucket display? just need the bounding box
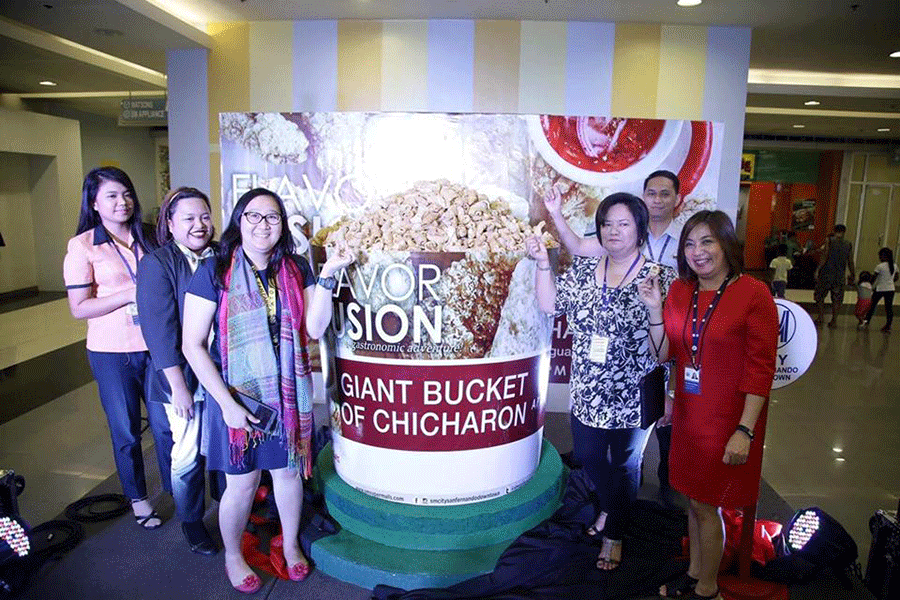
[312,179,555,504]
[220,111,724,505]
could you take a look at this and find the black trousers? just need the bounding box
[865,290,895,329]
[571,417,653,541]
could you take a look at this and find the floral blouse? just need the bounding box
[555,257,675,429]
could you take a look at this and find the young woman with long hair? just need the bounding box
[63,166,171,529]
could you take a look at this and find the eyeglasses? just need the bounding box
[243,211,282,225]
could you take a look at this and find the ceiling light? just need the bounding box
[38,80,57,86]
[832,447,843,453]
[890,51,900,58]
[677,0,703,6]
[792,124,805,128]
[878,128,891,132]
[804,100,820,106]
[836,457,846,462]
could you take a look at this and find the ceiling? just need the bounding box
[0,0,897,141]
[0,35,163,94]
[146,0,900,75]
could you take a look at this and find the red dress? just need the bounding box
[663,275,778,508]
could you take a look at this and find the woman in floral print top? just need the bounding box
[528,192,674,572]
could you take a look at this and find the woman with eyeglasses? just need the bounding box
[63,166,170,530]
[136,187,218,555]
[182,188,352,592]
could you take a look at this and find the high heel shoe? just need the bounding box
[288,561,311,581]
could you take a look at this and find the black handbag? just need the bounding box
[865,510,900,599]
[640,365,667,429]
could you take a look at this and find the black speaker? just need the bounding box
[0,472,22,520]
[865,510,900,599]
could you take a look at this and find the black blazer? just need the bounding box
[136,241,216,401]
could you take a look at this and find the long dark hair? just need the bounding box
[594,192,650,248]
[677,210,743,281]
[157,186,213,245]
[879,247,895,276]
[215,188,294,286]
[76,166,154,252]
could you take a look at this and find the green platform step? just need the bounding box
[311,439,566,590]
[311,528,513,591]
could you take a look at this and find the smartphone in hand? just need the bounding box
[232,390,280,436]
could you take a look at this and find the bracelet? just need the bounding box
[648,321,664,326]
[536,263,552,271]
[736,424,755,440]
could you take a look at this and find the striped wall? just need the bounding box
[200,19,751,217]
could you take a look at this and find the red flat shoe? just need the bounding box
[233,573,262,594]
[288,561,311,581]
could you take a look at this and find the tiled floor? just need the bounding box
[1,290,897,569]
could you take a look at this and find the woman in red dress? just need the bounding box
[638,211,778,600]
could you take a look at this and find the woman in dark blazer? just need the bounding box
[136,187,217,554]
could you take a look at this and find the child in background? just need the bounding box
[856,271,874,326]
[769,244,793,299]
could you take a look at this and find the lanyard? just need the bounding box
[646,235,671,263]
[686,277,730,369]
[597,252,643,327]
[109,236,140,284]
[252,266,279,346]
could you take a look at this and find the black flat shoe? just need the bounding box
[182,521,218,556]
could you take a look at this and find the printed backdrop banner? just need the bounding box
[220,112,723,504]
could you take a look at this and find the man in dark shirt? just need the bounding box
[814,224,855,327]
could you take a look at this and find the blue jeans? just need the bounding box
[87,350,173,500]
[571,417,653,541]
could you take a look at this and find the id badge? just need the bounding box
[683,366,701,395]
[589,334,610,364]
[125,302,140,325]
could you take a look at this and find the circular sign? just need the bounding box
[771,299,817,389]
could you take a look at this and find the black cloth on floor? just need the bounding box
[372,468,690,600]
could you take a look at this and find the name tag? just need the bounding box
[125,302,140,325]
[589,334,610,363]
[683,366,701,395]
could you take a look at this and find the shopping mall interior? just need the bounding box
[0,1,898,599]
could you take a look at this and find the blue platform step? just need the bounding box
[311,439,566,590]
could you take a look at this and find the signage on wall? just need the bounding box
[748,150,821,184]
[119,97,167,127]
[771,299,817,389]
[741,153,755,181]
[791,199,816,231]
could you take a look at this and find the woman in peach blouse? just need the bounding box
[63,166,171,529]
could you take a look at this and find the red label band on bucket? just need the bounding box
[334,355,545,452]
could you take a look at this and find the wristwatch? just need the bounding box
[317,275,337,290]
[735,424,755,440]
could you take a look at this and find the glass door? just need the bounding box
[855,184,892,269]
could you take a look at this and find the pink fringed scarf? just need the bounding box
[218,249,313,477]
